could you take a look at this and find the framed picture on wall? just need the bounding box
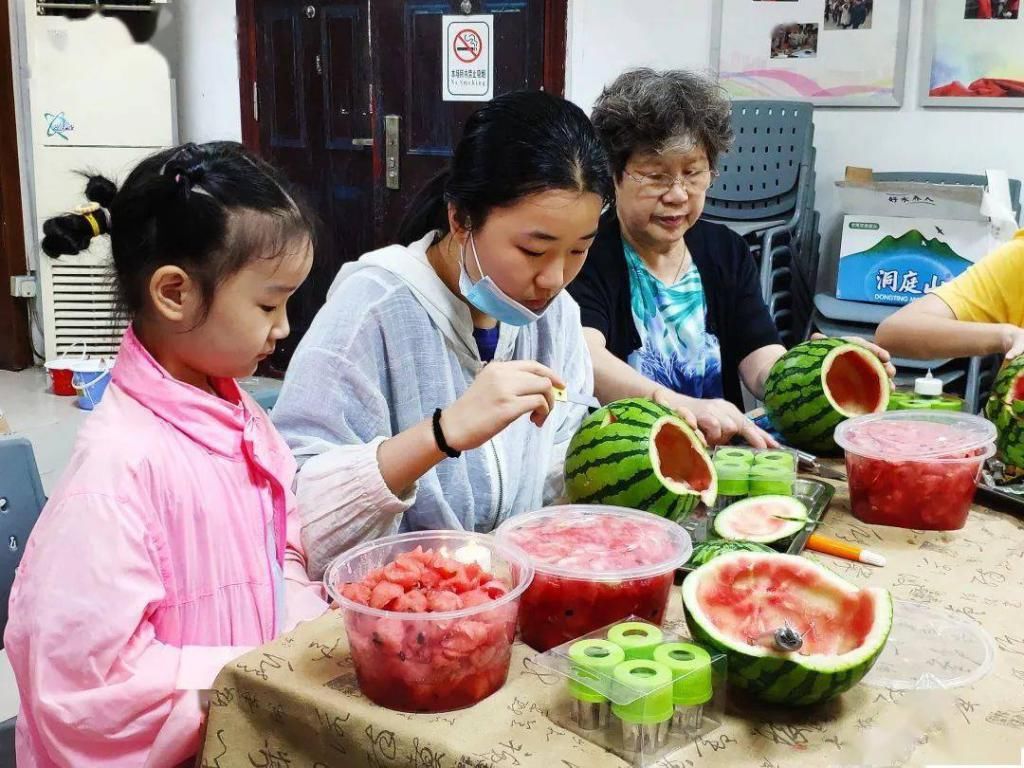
[921,1,1024,108]
[712,0,911,107]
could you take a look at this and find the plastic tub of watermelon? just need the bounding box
[324,530,533,713]
[835,411,996,531]
[495,506,693,652]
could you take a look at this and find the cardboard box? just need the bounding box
[836,215,992,305]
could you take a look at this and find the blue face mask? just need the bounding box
[457,232,548,327]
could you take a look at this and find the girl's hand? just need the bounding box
[441,361,565,451]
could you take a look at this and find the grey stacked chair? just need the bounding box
[703,100,819,344]
[1,437,46,767]
[809,172,1022,413]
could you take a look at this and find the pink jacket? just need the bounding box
[5,328,327,767]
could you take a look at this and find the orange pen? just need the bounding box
[806,533,886,567]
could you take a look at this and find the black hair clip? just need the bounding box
[163,143,207,200]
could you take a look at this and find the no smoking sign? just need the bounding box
[443,15,493,101]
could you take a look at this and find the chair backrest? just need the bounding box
[0,438,46,645]
[704,101,815,220]
[872,171,1022,224]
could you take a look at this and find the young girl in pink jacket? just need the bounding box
[5,142,328,767]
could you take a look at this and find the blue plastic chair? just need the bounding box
[0,437,46,766]
[703,101,819,335]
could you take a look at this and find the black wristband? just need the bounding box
[432,408,461,459]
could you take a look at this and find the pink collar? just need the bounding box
[111,326,252,459]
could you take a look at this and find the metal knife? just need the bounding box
[797,450,847,481]
[552,386,601,410]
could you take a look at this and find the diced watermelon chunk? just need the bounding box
[340,583,372,606]
[384,560,422,590]
[369,581,406,610]
[459,589,492,608]
[480,579,508,599]
[390,588,429,613]
[426,590,462,612]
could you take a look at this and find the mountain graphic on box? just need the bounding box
[851,229,962,261]
[838,228,974,306]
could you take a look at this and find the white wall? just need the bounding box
[567,0,1024,284]
[173,0,242,144]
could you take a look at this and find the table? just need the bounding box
[199,479,1024,767]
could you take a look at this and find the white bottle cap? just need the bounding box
[914,370,943,397]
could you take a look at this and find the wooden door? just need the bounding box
[0,1,31,371]
[239,0,565,369]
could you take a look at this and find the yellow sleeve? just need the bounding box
[931,232,1024,327]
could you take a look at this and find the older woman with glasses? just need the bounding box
[568,68,892,446]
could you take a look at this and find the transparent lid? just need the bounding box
[834,410,996,462]
[862,600,996,691]
[494,505,692,581]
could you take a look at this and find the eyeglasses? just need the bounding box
[623,168,719,197]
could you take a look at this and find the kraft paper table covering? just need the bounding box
[199,479,1024,767]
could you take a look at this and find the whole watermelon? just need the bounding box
[564,398,717,521]
[682,552,892,706]
[763,338,890,454]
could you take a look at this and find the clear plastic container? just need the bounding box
[863,600,996,691]
[324,530,533,712]
[531,617,727,766]
[834,411,996,530]
[495,506,692,652]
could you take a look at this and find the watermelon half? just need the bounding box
[712,496,810,546]
[682,552,892,706]
[764,338,890,454]
[985,355,1024,469]
[564,398,717,521]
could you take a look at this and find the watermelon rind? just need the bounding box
[985,356,1024,470]
[990,355,1024,406]
[989,403,1024,469]
[712,496,810,545]
[763,338,889,454]
[682,552,893,706]
[564,398,718,521]
[686,540,774,568]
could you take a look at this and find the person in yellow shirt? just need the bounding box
[876,229,1024,361]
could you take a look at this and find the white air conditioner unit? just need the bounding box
[26,6,177,359]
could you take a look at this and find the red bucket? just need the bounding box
[44,345,88,396]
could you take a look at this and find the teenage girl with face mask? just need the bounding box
[273,91,615,577]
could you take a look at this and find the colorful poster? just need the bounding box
[922,1,1024,107]
[714,0,910,106]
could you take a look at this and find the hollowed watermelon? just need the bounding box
[682,552,892,706]
[712,496,810,546]
[564,398,717,521]
[985,355,1024,469]
[764,339,889,454]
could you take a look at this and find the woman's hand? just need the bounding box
[652,388,777,449]
[440,361,564,451]
[811,333,897,383]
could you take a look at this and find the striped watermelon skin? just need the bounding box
[990,355,1024,405]
[682,553,893,707]
[988,400,1024,469]
[763,339,887,454]
[685,613,888,706]
[986,356,1024,469]
[685,540,773,569]
[564,398,715,522]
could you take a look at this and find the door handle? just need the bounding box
[385,115,400,190]
[351,138,374,146]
